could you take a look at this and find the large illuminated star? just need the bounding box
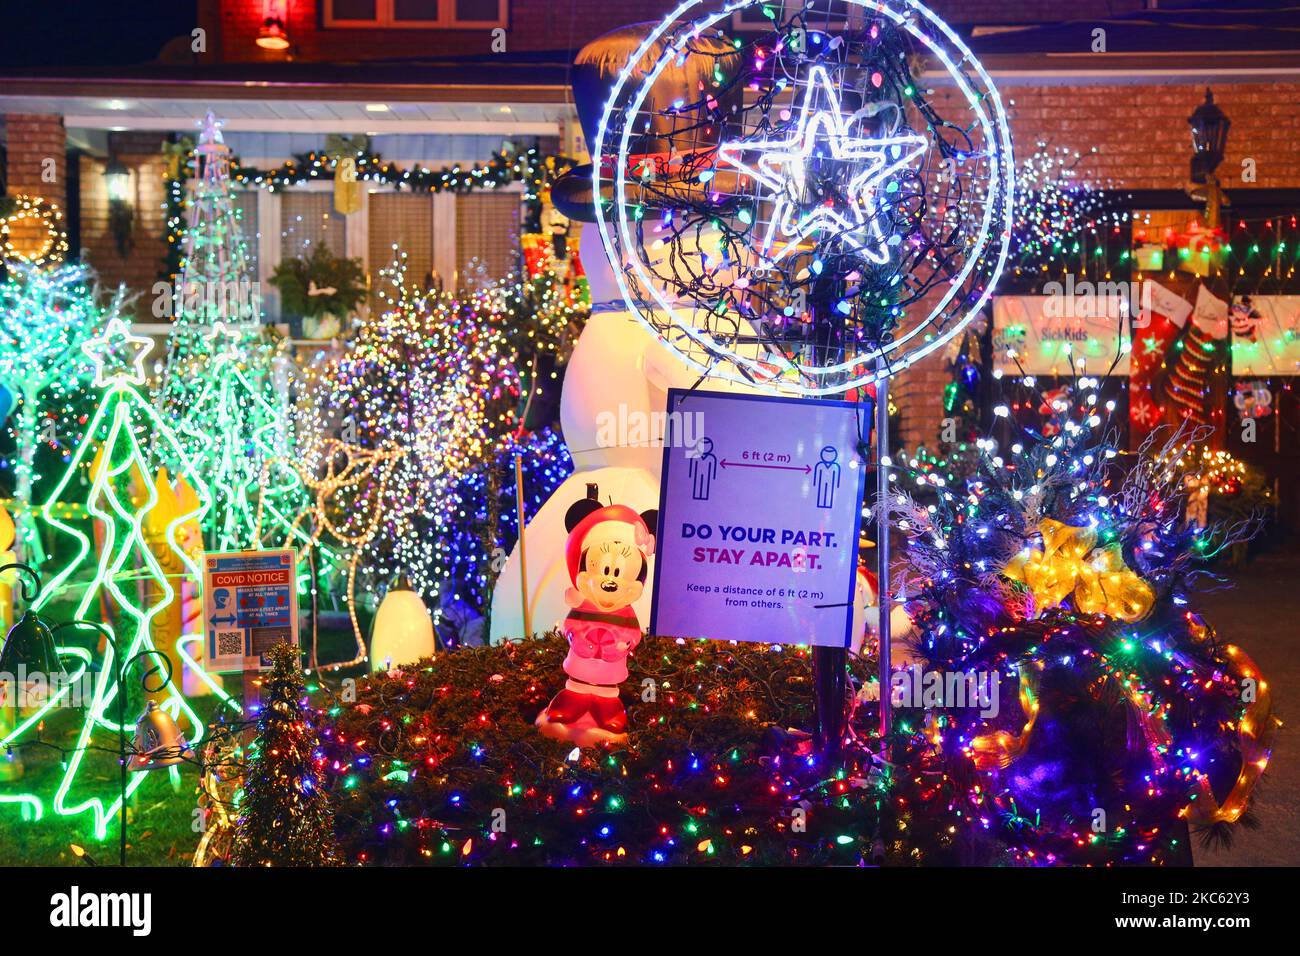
[718,65,926,267]
[82,317,154,387]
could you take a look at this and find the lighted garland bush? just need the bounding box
[317,633,925,866]
[889,380,1276,866]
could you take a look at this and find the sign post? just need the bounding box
[514,455,533,638]
[588,0,1015,762]
[874,378,891,744]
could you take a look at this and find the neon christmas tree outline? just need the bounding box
[4,318,219,838]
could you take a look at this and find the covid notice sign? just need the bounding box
[203,548,299,673]
[649,389,869,648]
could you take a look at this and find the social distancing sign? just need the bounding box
[649,389,869,648]
[202,548,299,673]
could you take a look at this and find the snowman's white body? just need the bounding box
[489,228,762,642]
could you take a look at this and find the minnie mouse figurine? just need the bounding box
[536,484,657,747]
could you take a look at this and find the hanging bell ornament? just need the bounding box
[0,610,67,682]
[130,701,194,772]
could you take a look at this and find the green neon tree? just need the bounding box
[11,318,216,839]
[174,323,294,552]
[0,262,112,562]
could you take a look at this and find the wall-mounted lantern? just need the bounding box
[257,2,292,51]
[104,155,134,257]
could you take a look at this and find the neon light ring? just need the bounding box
[593,0,1014,395]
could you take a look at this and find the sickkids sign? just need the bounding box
[649,389,870,649]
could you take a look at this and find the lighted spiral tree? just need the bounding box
[158,113,259,423]
[593,0,1013,395]
[153,114,293,554]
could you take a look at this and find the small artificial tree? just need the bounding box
[232,642,340,866]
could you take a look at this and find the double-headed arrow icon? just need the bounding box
[720,458,811,474]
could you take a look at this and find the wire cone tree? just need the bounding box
[232,643,341,866]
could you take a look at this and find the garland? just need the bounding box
[163,143,578,279]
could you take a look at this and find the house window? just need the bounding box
[455,192,520,289]
[324,0,506,28]
[368,193,437,297]
[231,190,260,273]
[280,191,346,259]
[451,0,503,22]
[731,1,854,32]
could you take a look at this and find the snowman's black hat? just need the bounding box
[550,21,743,222]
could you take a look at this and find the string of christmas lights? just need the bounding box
[317,634,891,866]
[1007,143,1140,283]
[0,262,109,559]
[887,373,1273,864]
[294,253,522,608]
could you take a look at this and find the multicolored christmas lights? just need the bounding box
[594,0,1015,395]
[890,373,1273,864]
[295,254,521,604]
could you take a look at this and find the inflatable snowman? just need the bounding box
[850,564,919,665]
[489,23,761,642]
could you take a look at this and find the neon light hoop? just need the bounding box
[593,0,1015,395]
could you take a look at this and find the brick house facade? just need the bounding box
[892,79,1300,451]
[3,0,1298,462]
[204,1,1186,62]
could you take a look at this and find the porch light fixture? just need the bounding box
[257,2,292,51]
[103,157,131,203]
[104,156,134,257]
[1188,88,1230,185]
[257,17,291,50]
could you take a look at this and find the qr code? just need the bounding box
[216,630,243,656]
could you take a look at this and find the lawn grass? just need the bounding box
[1,619,367,866]
[1,698,218,867]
